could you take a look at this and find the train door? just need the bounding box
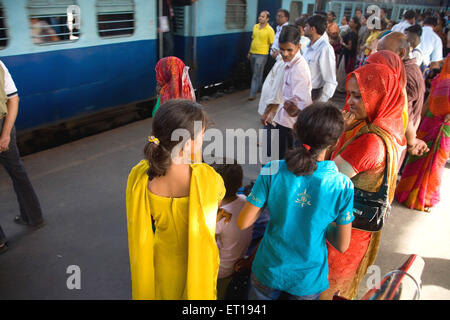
[156,0,196,60]
[257,0,282,28]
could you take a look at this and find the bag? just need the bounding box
[337,126,393,232]
[352,160,391,232]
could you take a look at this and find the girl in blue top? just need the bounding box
[238,102,354,300]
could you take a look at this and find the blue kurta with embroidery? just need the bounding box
[247,160,354,296]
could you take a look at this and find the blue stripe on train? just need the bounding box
[174,32,252,87]
[2,39,157,131]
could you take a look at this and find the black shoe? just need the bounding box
[14,216,45,228]
[0,242,8,255]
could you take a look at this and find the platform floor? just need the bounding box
[0,89,448,299]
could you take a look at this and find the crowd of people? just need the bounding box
[123,7,449,301]
[1,6,448,301]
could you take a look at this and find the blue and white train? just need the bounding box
[0,0,446,143]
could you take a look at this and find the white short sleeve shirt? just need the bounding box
[0,60,18,97]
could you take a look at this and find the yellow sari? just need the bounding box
[126,160,225,299]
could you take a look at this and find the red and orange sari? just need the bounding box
[395,56,450,211]
[322,60,406,300]
[155,56,196,104]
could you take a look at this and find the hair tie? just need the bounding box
[148,136,160,145]
[302,144,311,151]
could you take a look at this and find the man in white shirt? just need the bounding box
[391,10,417,34]
[0,60,44,254]
[294,15,311,55]
[262,25,312,159]
[270,9,290,58]
[418,17,443,69]
[405,24,424,67]
[303,14,337,102]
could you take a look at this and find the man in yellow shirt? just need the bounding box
[248,11,275,100]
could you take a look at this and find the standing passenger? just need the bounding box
[248,11,275,101]
[126,100,226,299]
[321,62,406,300]
[263,25,312,159]
[0,60,44,254]
[154,56,195,115]
[391,10,417,34]
[238,103,354,300]
[419,17,444,69]
[303,15,338,102]
[270,9,290,58]
[294,15,311,55]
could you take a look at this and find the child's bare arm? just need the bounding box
[326,222,352,253]
[237,202,262,230]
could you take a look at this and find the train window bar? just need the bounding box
[0,3,8,49]
[225,0,247,30]
[96,0,135,38]
[27,0,81,45]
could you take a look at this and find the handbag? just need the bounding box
[336,126,393,232]
[352,157,391,232]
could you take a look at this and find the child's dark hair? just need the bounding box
[211,159,243,200]
[144,99,207,180]
[285,102,344,176]
[279,25,301,45]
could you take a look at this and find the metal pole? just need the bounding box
[192,1,197,70]
[158,0,163,59]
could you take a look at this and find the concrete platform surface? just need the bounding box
[0,89,448,300]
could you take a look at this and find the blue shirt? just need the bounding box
[247,160,354,296]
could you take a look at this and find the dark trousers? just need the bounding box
[0,122,43,242]
[265,123,295,160]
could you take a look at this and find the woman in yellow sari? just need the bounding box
[126,99,226,300]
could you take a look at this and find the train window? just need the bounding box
[289,1,303,23]
[173,6,185,34]
[0,3,8,49]
[343,4,353,18]
[306,4,314,16]
[330,3,342,20]
[27,0,80,45]
[385,8,393,21]
[97,0,135,38]
[225,0,246,30]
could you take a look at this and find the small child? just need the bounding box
[212,160,253,300]
[238,102,354,300]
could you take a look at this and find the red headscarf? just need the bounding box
[366,50,407,89]
[155,56,196,104]
[344,62,407,148]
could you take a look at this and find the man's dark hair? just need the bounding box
[211,160,243,200]
[404,10,417,20]
[423,17,438,26]
[306,14,327,35]
[355,8,362,13]
[314,11,327,18]
[329,11,336,18]
[405,24,422,37]
[279,24,301,45]
[295,15,309,29]
[278,9,289,20]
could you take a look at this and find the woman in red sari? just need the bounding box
[320,60,406,300]
[155,56,196,105]
[395,55,450,212]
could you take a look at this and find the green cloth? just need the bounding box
[152,97,160,117]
